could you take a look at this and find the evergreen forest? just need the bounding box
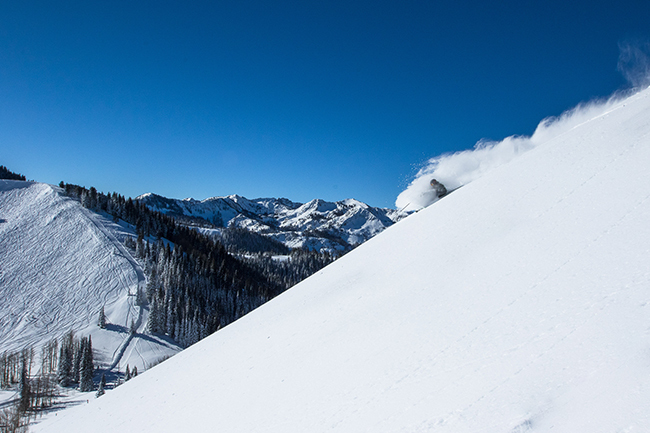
[59,182,337,348]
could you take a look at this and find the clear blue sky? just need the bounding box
[1,0,648,208]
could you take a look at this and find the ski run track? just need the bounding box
[0,180,181,375]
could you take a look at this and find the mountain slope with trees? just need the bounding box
[33,86,650,433]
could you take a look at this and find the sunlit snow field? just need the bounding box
[30,87,650,432]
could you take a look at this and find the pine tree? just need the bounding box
[96,379,105,398]
[79,337,94,392]
[135,286,146,307]
[97,306,107,328]
[57,345,72,387]
[124,365,131,381]
[72,339,84,384]
[18,357,31,414]
[136,232,145,258]
[89,186,98,209]
[80,190,92,208]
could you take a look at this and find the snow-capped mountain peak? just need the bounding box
[136,193,402,252]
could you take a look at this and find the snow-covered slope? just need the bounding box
[35,87,650,432]
[137,193,402,252]
[0,181,181,372]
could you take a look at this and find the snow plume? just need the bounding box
[617,38,650,89]
[396,95,626,212]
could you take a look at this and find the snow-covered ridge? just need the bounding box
[0,180,181,371]
[35,87,650,432]
[0,180,136,353]
[136,192,403,252]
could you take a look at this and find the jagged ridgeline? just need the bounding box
[58,182,334,347]
[137,192,401,254]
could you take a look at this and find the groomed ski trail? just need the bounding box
[0,181,139,352]
[79,206,151,372]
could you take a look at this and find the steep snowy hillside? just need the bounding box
[0,181,181,372]
[35,87,650,433]
[137,193,401,252]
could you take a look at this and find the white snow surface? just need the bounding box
[34,87,650,432]
[0,181,181,372]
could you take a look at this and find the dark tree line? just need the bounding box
[59,181,339,349]
[0,165,26,181]
[137,235,336,347]
[0,349,38,433]
[0,349,33,390]
[56,332,94,391]
[218,227,291,255]
[241,249,336,290]
[59,182,276,269]
[60,182,284,348]
[137,236,281,347]
[0,332,94,432]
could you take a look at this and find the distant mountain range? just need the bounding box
[137,193,405,253]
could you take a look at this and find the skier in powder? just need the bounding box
[430,179,447,198]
